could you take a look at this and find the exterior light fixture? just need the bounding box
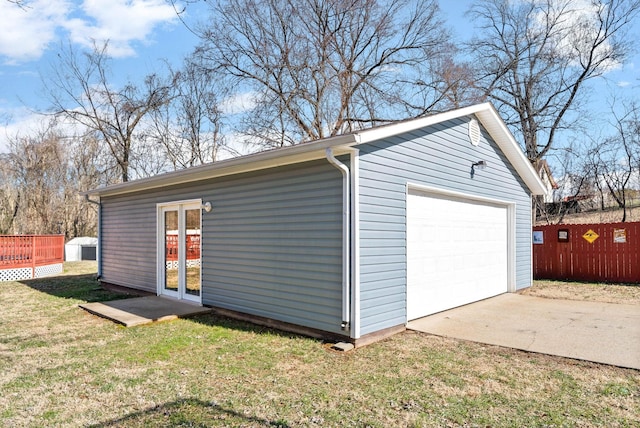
[471,160,487,178]
[472,160,487,170]
[202,202,212,212]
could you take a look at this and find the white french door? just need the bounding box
[158,200,202,303]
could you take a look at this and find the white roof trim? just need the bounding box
[86,134,358,197]
[473,104,546,196]
[353,103,545,195]
[85,102,546,197]
[356,103,492,144]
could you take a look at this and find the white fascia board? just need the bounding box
[355,103,493,144]
[474,105,547,196]
[84,134,358,197]
[84,102,546,198]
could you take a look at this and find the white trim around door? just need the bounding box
[157,199,203,304]
[405,184,516,321]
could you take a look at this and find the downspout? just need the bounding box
[326,148,350,330]
[350,148,360,339]
[84,195,102,279]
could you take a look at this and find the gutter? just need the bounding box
[84,133,360,198]
[84,195,102,279]
[325,148,351,331]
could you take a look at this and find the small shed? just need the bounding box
[65,237,98,262]
[84,103,546,345]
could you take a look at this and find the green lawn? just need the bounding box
[0,262,638,427]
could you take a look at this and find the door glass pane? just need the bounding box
[164,210,179,292]
[184,208,201,296]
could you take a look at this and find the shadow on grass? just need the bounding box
[17,270,317,343]
[18,273,137,303]
[89,397,291,427]
[186,310,327,344]
[15,263,332,344]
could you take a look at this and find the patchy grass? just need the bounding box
[523,280,640,305]
[536,206,640,225]
[15,261,134,303]
[0,262,638,427]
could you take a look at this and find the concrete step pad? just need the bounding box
[80,296,212,327]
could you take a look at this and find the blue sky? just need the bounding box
[1,0,639,158]
[0,0,200,151]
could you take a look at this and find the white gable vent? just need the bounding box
[468,118,481,146]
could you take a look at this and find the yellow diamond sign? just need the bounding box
[582,229,599,244]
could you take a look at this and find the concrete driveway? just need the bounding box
[408,294,640,370]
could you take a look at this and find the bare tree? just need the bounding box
[45,42,175,182]
[429,45,486,110]
[149,59,226,169]
[533,149,576,224]
[0,123,110,237]
[6,0,27,8]
[587,140,633,221]
[0,155,20,234]
[583,140,609,211]
[64,133,114,237]
[193,0,453,148]
[5,130,67,234]
[591,102,640,221]
[467,0,640,165]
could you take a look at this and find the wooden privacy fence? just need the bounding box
[0,235,65,281]
[533,223,640,284]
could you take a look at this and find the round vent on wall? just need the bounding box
[468,118,481,146]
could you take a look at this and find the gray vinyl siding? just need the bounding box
[100,160,345,335]
[101,196,157,292]
[358,115,532,336]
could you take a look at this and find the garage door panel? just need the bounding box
[407,190,508,320]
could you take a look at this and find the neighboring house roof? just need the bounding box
[85,103,547,198]
[65,237,98,246]
[536,159,559,190]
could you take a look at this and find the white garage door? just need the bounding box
[407,189,509,320]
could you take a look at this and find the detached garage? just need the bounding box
[85,103,545,345]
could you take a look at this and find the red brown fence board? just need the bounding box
[165,234,200,261]
[533,223,640,283]
[0,235,65,270]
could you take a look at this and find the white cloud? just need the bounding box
[216,131,263,161]
[0,0,70,64]
[0,107,86,153]
[63,0,179,58]
[0,0,179,64]
[0,107,44,152]
[534,0,622,73]
[617,81,631,87]
[220,91,258,115]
